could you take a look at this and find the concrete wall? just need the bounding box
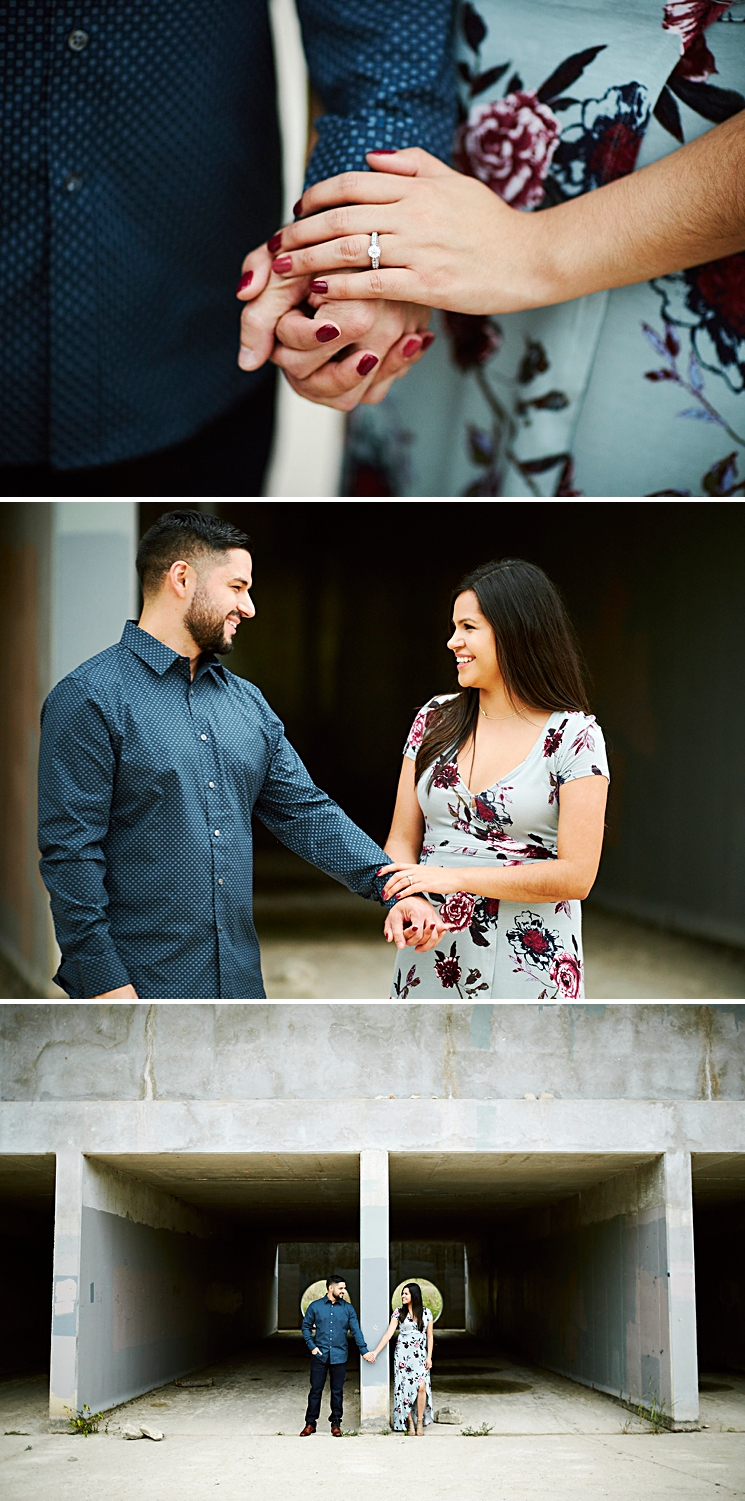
[3,1003,744,1104]
[492,1160,688,1419]
[58,1158,275,1416]
[0,501,138,998]
[694,1203,745,1374]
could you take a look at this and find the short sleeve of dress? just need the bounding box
[423,1307,433,1326]
[403,694,455,761]
[555,714,610,785]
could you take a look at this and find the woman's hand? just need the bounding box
[264,112,745,316]
[260,149,540,316]
[425,1357,432,1371]
[379,863,461,901]
[363,1351,377,1363]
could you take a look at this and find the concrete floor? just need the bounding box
[259,903,745,1000]
[4,1336,744,1500]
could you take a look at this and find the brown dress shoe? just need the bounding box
[331,1426,342,1437]
[299,1425,316,1436]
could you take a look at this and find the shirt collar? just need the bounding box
[121,620,227,679]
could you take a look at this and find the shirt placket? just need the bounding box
[188,670,227,993]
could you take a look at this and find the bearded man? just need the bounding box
[38,510,444,999]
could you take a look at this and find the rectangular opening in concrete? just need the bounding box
[0,1155,56,1381]
[692,1153,745,1409]
[390,1150,675,1418]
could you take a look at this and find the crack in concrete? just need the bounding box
[141,1006,157,1101]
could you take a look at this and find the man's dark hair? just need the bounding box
[326,1273,345,1288]
[136,509,252,595]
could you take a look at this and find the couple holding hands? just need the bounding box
[239,0,745,499]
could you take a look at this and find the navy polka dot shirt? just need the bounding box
[38,622,394,999]
[1,1,456,468]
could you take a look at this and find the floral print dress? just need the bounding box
[392,1309,434,1430]
[346,1,745,499]
[391,700,609,1000]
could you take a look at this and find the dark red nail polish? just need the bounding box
[369,148,398,154]
[309,279,328,294]
[293,199,303,217]
[421,331,435,349]
[236,270,253,294]
[357,353,379,377]
[403,337,422,359]
[316,323,340,343]
[267,232,282,253]
[272,256,292,273]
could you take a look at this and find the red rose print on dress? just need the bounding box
[543,721,566,757]
[455,91,561,209]
[662,1,732,51]
[549,950,583,998]
[434,945,463,989]
[406,710,428,752]
[439,891,476,931]
[432,760,460,789]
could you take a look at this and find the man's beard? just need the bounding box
[184,585,237,655]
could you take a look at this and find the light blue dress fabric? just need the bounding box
[345,1,745,498]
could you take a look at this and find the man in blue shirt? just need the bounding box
[38,509,445,999]
[1,2,456,496]
[300,1275,374,1437]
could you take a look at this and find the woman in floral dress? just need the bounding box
[273,1,745,498]
[366,1283,434,1434]
[378,558,609,1000]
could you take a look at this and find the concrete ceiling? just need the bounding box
[91,1153,361,1233]
[692,1153,745,1204]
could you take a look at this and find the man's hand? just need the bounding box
[236,236,434,411]
[94,984,139,998]
[385,896,451,954]
[362,1352,377,1363]
[311,1347,322,1357]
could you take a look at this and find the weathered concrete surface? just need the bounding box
[1,1430,744,1501]
[3,1004,744,1103]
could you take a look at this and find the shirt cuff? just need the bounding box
[71,950,132,998]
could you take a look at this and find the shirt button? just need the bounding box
[64,173,83,194]
[218,878,223,886]
[219,925,223,932]
[214,830,220,837]
[200,734,207,742]
[208,781,214,789]
[67,29,89,51]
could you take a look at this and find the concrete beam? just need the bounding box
[3,1099,745,1160]
[359,1149,389,1430]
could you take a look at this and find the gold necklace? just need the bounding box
[480,707,519,722]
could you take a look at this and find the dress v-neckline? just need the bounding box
[456,712,556,799]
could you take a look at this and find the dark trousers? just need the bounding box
[1,370,276,498]
[305,1356,347,1428]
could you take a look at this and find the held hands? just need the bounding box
[384,894,452,954]
[362,1352,377,1363]
[235,236,434,411]
[260,148,550,317]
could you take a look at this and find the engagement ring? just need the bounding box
[368,231,380,271]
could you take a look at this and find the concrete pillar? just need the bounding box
[663,1150,699,1428]
[49,1151,84,1424]
[51,501,138,688]
[359,1148,389,1430]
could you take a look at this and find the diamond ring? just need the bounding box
[368,231,380,271]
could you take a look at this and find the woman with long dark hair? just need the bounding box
[365,1283,434,1434]
[380,559,609,999]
